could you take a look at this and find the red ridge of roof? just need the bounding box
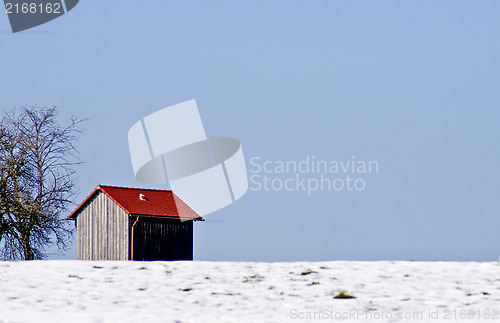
[67,185,202,221]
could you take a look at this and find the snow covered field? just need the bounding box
[1,261,499,322]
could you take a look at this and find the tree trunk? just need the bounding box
[21,233,34,260]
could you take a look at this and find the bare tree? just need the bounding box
[0,106,84,260]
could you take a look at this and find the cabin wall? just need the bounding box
[76,192,129,260]
[131,217,193,261]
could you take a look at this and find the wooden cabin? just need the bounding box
[67,185,203,261]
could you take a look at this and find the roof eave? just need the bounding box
[129,213,204,221]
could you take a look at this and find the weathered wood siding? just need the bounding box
[76,191,129,260]
[131,218,193,261]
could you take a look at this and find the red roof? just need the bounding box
[67,185,203,221]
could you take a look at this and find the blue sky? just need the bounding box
[1,1,499,261]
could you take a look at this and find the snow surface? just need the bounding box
[1,261,499,322]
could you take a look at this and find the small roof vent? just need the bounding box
[139,193,148,201]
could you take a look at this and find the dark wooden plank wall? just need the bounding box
[76,191,129,260]
[131,217,193,261]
